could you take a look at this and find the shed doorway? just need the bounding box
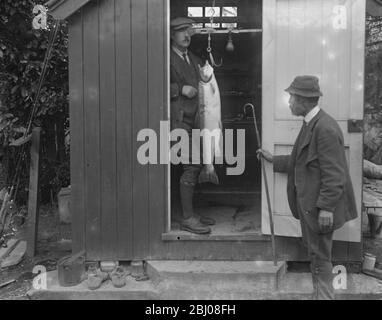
[168,0,263,239]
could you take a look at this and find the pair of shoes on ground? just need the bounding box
[362,263,382,280]
[180,215,215,235]
[362,254,382,281]
[86,265,128,290]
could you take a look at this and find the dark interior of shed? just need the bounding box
[170,0,263,236]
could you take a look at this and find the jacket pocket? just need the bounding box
[300,204,321,233]
[305,152,318,165]
[301,197,316,213]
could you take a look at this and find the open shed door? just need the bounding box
[262,0,365,242]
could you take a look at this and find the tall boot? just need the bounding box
[180,184,194,220]
[180,184,211,234]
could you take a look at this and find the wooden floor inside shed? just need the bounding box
[169,191,263,239]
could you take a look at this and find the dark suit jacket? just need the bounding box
[273,110,358,233]
[170,49,203,131]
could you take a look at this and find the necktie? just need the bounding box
[298,121,309,147]
[182,53,189,65]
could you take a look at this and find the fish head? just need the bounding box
[199,60,214,82]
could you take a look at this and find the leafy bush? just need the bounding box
[0,0,69,204]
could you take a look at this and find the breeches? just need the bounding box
[180,164,202,186]
[171,124,202,187]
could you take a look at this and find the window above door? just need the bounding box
[187,4,238,29]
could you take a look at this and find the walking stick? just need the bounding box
[243,103,277,266]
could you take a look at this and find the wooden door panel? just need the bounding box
[262,0,365,242]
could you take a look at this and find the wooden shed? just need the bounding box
[46,0,366,262]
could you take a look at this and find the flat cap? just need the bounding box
[285,75,323,97]
[170,17,195,30]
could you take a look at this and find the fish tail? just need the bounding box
[198,166,219,185]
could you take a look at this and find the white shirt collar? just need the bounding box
[304,105,320,124]
[172,46,188,59]
[172,46,190,64]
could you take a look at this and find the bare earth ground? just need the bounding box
[0,205,71,300]
[0,205,381,300]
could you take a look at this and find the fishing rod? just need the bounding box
[12,20,60,194]
[243,103,277,266]
[0,20,61,240]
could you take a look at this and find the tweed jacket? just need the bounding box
[170,49,203,131]
[273,110,358,232]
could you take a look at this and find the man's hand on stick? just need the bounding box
[256,149,273,163]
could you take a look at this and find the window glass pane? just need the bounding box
[188,7,203,17]
[205,23,220,28]
[205,7,220,17]
[222,7,237,17]
[192,23,203,28]
[222,23,237,29]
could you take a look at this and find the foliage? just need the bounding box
[366,15,382,111]
[0,0,69,203]
[364,14,382,164]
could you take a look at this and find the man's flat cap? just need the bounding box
[170,17,195,30]
[285,75,323,97]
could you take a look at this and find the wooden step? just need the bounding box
[146,260,286,299]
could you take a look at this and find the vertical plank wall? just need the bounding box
[69,0,167,260]
[99,0,118,259]
[115,0,133,261]
[69,10,85,254]
[147,0,168,259]
[83,0,101,259]
[131,0,149,259]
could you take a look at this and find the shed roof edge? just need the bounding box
[367,0,382,17]
[44,0,93,20]
[44,0,382,21]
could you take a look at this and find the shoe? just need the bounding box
[135,274,150,281]
[180,216,211,234]
[362,267,382,280]
[88,264,109,281]
[198,215,216,226]
[86,264,108,290]
[87,274,103,290]
[110,266,127,288]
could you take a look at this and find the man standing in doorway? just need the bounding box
[170,17,215,234]
[258,75,358,300]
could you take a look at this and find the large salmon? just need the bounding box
[198,61,223,185]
